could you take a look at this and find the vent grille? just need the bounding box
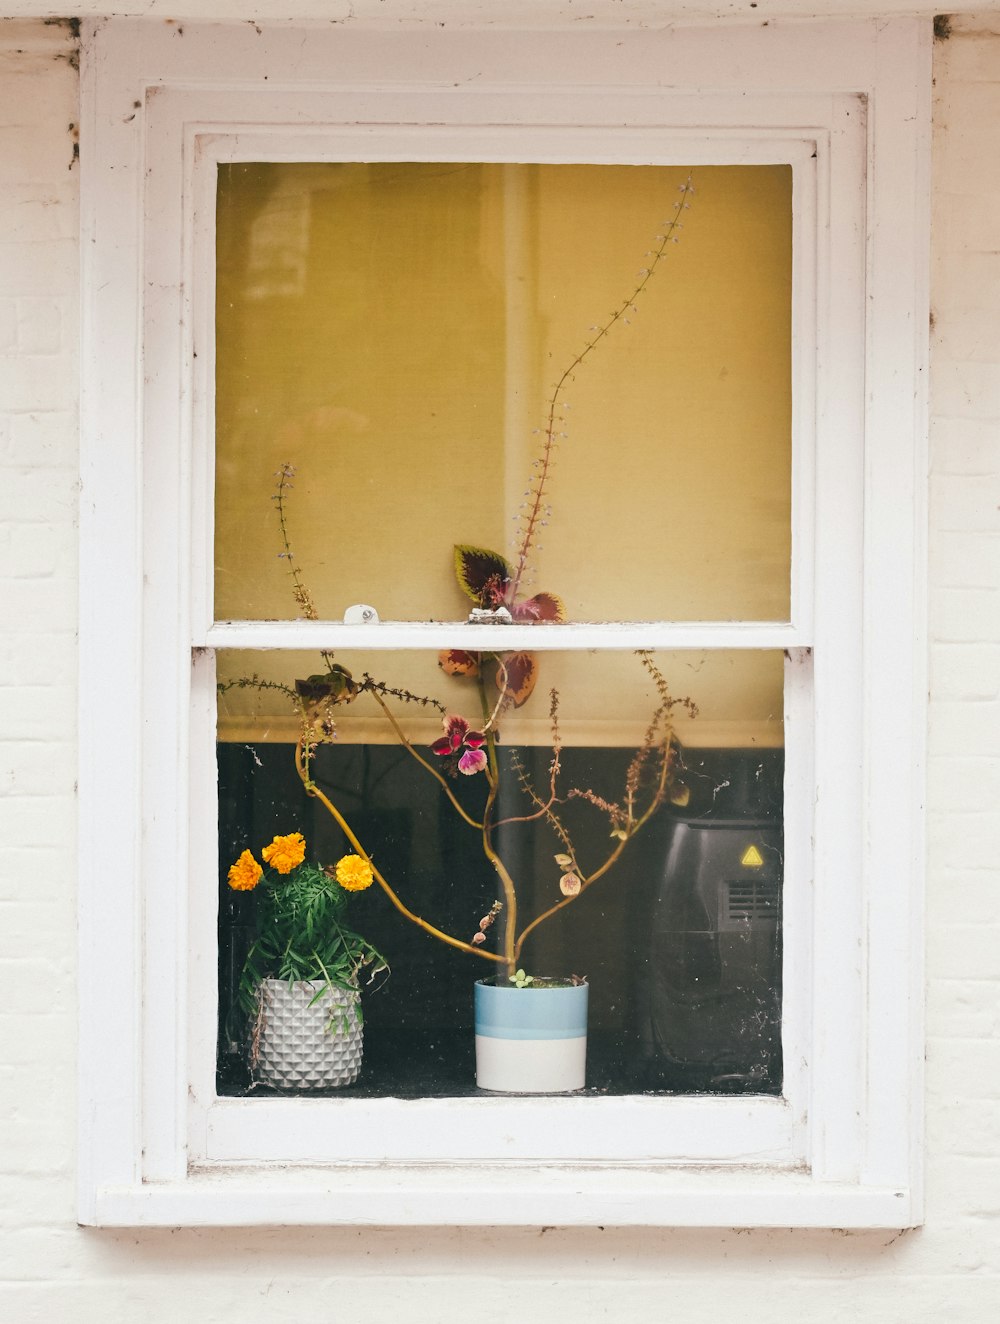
[720,877,780,929]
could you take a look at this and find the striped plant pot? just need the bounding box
[474,978,589,1093]
[254,978,364,1090]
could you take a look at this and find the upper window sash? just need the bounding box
[192,130,816,647]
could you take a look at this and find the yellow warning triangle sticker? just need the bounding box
[740,844,764,868]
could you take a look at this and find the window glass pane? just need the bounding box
[215,163,792,625]
[217,648,784,1097]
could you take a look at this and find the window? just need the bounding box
[214,160,791,1104]
[78,16,928,1226]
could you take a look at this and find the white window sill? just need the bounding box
[89,1166,918,1229]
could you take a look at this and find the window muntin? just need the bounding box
[214,162,792,626]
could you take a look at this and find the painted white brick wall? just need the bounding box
[0,14,998,1321]
[0,21,81,1319]
[923,17,1000,1294]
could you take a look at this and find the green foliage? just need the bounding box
[237,860,388,1027]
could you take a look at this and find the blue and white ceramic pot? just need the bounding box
[474,978,588,1093]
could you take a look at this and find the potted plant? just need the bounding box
[227,830,388,1090]
[221,178,696,1093]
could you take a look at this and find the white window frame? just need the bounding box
[78,16,928,1228]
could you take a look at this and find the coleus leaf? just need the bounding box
[295,666,358,704]
[453,545,512,607]
[497,651,538,707]
[438,648,480,678]
[511,591,567,623]
[669,781,692,808]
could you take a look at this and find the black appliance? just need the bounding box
[638,750,783,1093]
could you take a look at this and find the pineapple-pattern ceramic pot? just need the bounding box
[255,978,363,1089]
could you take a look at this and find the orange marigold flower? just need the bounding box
[261,832,306,875]
[335,853,374,892]
[227,849,263,892]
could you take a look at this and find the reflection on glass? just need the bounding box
[217,648,784,1098]
[216,163,792,624]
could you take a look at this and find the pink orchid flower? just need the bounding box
[430,714,488,776]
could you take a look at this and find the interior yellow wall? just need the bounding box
[216,648,785,749]
[215,162,791,744]
[215,161,509,624]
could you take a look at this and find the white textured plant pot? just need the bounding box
[255,978,363,1089]
[474,979,588,1093]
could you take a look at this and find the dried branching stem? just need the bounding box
[510,176,695,598]
[295,739,504,964]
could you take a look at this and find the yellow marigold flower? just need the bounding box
[335,853,374,892]
[261,832,306,875]
[227,850,263,892]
